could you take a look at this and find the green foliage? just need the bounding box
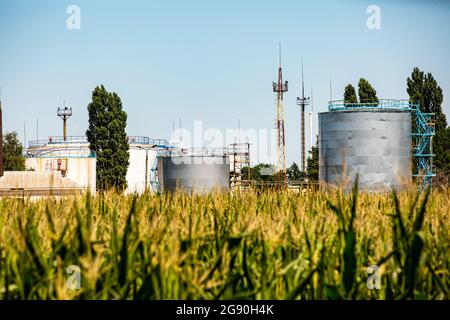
[358,78,379,105]
[343,84,358,105]
[243,163,277,182]
[407,67,447,131]
[306,139,319,181]
[407,67,449,177]
[2,131,25,171]
[244,144,318,183]
[391,187,433,298]
[86,85,130,192]
[0,186,448,300]
[286,162,304,182]
[433,128,450,177]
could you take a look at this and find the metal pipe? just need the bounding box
[63,119,67,141]
[145,149,148,192]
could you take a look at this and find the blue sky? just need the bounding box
[1,0,449,165]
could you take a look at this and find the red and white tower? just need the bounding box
[272,44,288,185]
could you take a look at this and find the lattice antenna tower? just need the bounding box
[272,43,288,184]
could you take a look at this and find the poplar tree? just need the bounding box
[344,84,358,105]
[307,139,319,181]
[86,85,130,191]
[407,67,449,177]
[358,78,379,105]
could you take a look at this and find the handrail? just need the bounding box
[328,99,419,111]
[28,136,171,148]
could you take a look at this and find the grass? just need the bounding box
[0,184,449,300]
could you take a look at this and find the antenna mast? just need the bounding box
[296,58,310,173]
[273,43,288,185]
[329,73,333,101]
[57,101,72,141]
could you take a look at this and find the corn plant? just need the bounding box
[0,184,448,300]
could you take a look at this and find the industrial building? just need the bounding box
[23,131,251,194]
[25,135,170,194]
[319,100,435,190]
[0,171,84,198]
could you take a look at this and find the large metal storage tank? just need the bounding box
[319,110,412,190]
[158,156,230,193]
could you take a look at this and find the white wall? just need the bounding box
[125,148,157,194]
[26,157,96,194]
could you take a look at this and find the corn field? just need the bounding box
[0,184,449,300]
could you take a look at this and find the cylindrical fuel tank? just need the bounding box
[158,156,230,193]
[319,110,412,190]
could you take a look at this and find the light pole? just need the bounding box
[57,104,72,141]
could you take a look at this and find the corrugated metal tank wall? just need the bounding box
[319,110,412,190]
[158,156,230,193]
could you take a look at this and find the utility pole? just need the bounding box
[273,43,288,185]
[296,58,310,173]
[57,101,72,141]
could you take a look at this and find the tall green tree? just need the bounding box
[306,138,319,181]
[407,67,449,176]
[86,85,130,191]
[2,131,25,171]
[358,78,379,105]
[344,84,358,105]
[433,128,450,176]
[407,67,447,131]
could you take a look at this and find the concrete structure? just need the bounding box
[26,157,96,194]
[319,110,412,190]
[0,171,84,198]
[25,136,168,194]
[158,155,230,193]
[26,140,97,194]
